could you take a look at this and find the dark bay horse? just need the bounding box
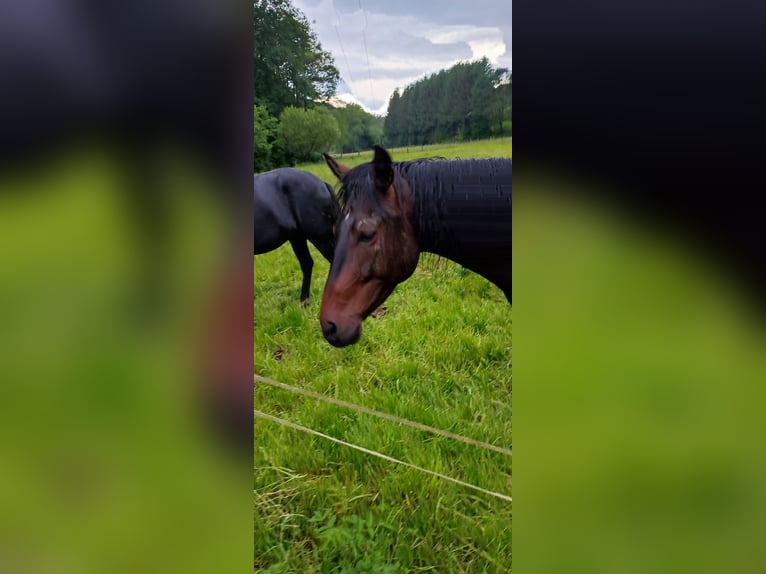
[254,168,339,303]
[320,145,511,347]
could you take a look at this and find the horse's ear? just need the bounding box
[323,152,350,181]
[372,145,393,192]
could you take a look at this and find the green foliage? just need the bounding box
[277,106,341,163]
[492,79,512,134]
[253,0,339,115]
[251,5,511,170]
[384,58,512,147]
[255,140,512,572]
[329,104,384,153]
[254,105,278,173]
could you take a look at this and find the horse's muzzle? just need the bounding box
[321,317,361,347]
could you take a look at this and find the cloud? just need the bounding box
[293,0,512,115]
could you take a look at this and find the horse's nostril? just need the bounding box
[322,319,346,346]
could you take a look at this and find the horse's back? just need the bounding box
[261,169,337,236]
[254,168,333,209]
[254,168,338,261]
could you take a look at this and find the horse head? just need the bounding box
[320,145,420,347]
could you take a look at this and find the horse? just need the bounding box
[320,145,512,347]
[254,168,339,303]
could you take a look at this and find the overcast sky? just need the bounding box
[292,0,512,116]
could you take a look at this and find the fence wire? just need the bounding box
[254,408,512,503]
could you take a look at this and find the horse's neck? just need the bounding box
[413,179,512,292]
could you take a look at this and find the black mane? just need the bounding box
[397,158,513,247]
[336,156,445,209]
[337,156,512,299]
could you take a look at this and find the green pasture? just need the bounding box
[295,137,512,180]
[257,134,766,572]
[254,138,513,572]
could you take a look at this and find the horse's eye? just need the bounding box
[358,230,376,243]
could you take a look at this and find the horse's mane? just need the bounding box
[337,156,512,206]
[398,157,512,200]
[324,180,341,218]
[402,157,513,247]
[336,156,445,209]
[335,156,511,270]
[332,155,512,296]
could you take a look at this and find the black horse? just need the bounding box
[254,168,339,303]
[320,145,511,347]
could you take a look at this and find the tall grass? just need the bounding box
[255,138,512,572]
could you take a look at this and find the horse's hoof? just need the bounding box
[300,298,310,306]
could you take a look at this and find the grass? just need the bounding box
[254,138,512,573]
[295,137,512,180]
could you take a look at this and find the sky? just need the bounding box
[292,0,512,116]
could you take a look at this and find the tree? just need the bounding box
[254,105,278,173]
[277,106,340,163]
[384,90,404,147]
[253,0,339,115]
[493,72,512,136]
[330,103,383,152]
[382,58,511,145]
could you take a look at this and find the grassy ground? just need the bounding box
[295,137,512,180]
[254,138,512,573]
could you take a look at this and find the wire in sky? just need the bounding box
[332,5,356,100]
[358,0,375,103]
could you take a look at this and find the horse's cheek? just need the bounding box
[362,244,379,278]
[360,258,371,279]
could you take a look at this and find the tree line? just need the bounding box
[254,0,512,172]
[253,0,383,170]
[384,58,512,147]
[254,101,384,172]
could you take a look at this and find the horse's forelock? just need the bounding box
[338,164,378,209]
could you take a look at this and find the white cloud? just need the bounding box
[421,25,506,64]
[293,0,511,115]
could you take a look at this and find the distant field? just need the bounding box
[294,137,512,180]
[254,138,512,572]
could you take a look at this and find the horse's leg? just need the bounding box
[289,237,313,304]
